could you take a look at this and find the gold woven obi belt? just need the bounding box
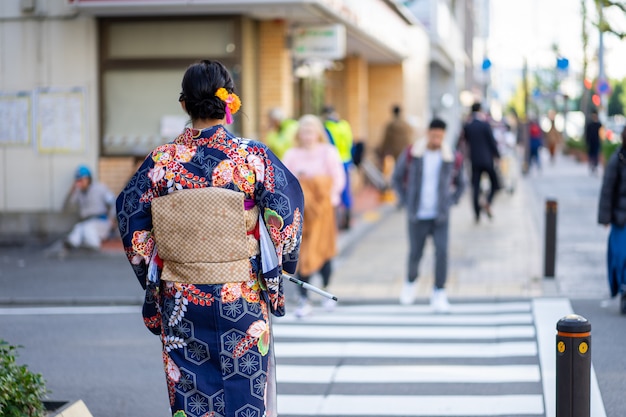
[151,187,260,285]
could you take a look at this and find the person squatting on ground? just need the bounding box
[322,105,354,230]
[116,60,304,417]
[598,127,626,314]
[63,165,115,250]
[392,118,466,312]
[462,102,500,223]
[282,115,346,318]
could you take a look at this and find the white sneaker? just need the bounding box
[294,298,313,318]
[323,297,337,312]
[399,281,416,305]
[430,288,451,313]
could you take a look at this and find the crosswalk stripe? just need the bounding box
[273,324,535,340]
[275,341,537,358]
[278,394,545,416]
[0,305,141,316]
[330,302,532,314]
[277,364,541,383]
[276,312,532,325]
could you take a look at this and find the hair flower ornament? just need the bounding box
[215,87,241,124]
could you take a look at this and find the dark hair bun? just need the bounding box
[180,60,235,121]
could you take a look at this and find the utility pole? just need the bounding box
[597,1,607,122]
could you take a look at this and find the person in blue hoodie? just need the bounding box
[598,127,626,314]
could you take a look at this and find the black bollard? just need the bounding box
[556,314,591,417]
[544,199,558,278]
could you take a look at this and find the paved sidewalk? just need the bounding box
[321,151,610,304]
[0,151,611,307]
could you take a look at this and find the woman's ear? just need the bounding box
[180,101,187,113]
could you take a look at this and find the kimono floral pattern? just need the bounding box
[116,125,303,417]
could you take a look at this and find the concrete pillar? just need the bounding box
[258,20,294,141]
[368,64,405,151]
[344,55,368,141]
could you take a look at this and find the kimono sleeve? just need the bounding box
[115,156,160,290]
[256,147,304,275]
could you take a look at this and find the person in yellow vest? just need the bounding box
[264,107,298,160]
[322,105,354,230]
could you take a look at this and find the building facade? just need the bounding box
[0,0,429,241]
[405,0,478,143]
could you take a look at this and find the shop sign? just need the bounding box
[292,24,346,60]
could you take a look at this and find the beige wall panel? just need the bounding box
[1,17,98,212]
[4,148,52,211]
[1,22,39,90]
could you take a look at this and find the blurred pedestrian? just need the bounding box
[283,114,346,317]
[62,165,115,250]
[379,105,414,161]
[585,110,603,174]
[527,118,543,172]
[462,102,500,223]
[322,105,354,230]
[392,118,465,312]
[545,110,563,163]
[115,60,304,417]
[598,127,626,314]
[265,107,298,160]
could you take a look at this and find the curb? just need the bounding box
[45,400,93,417]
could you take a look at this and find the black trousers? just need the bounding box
[298,260,332,298]
[471,165,499,219]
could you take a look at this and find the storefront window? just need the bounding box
[100,18,239,156]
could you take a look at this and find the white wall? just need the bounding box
[0,0,98,214]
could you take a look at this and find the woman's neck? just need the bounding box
[192,118,224,130]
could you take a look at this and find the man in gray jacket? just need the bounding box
[392,118,465,312]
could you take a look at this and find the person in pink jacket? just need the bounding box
[282,114,346,317]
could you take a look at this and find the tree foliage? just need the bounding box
[594,0,626,38]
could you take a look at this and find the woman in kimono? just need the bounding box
[116,60,303,417]
[282,115,345,317]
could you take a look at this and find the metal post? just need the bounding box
[544,199,558,278]
[556,314,591,417]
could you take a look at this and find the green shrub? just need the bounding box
[0,340,48,417]
[564,137,587,152]
[602,140,622,165]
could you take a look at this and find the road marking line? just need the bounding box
[533,298,607,417]
[0,305,141,316]
[276,313,532,325]
[278,364,541,383]
[278,394,544,416]
[273,324,535,339]
[275,341,537,358]
[331,302,532,314]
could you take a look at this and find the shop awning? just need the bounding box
[70,0,420,63]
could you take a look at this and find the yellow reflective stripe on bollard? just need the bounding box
[578,341,589,354]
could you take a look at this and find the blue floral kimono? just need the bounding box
[116,125,303,417]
